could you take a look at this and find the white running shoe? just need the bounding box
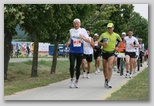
[87,73,90,78]
[69,79,74,88]
[108,82,112,88]
[104,81,108,88]
[95,70,98,74]
[133,70,136,74]
[83,72,87,78]
[97,68,100,73]
[125,73,129,78]
[114,66,118,72]
[74,81,79,88]
[129,74,132,78]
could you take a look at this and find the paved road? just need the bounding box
[4,62,148,100]
[9,57,68,62]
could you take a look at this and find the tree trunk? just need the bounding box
[4,31,12,80]
[50,34,59,74]
[31,34,39,77]
[50,41,58,74]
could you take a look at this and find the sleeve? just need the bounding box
[98,34,104,42]
[117,34,122,42]
[82,28,89,38]
[135,38,139,44]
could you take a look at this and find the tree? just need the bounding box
[126,12,148,48]
[38,4,97,74]
[4,4,25,80]
[20,4,51,77]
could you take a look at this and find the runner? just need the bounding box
[138,38,145,67]
[116,32,126,73]
[65,18,90,88]
[93,33,102,74]
[145,48,148,65]
[133,37,139,74]
[124,29,139,78]
[82,30,94,78]
[98,23,122,88]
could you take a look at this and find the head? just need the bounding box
[86,29,90,36]
[121,32,126,39]
[94,33,99,40]
[73,18,81,29]
[127,29,133,37]
[107,23,114,33]
[138,38,143,43]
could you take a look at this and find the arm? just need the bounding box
[65,38,70,47]
[98,34,108,46]
[90,38,95,48]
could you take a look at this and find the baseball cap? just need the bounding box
[107,23,114,28]
[73,18,81,23]
[94,33,99,36]
[122,32,126,35]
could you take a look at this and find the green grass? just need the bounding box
[4,59,98,95]
[106,67,149,100]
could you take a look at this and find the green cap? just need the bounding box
[107,23,114,28]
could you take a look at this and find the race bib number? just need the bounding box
[73,39,81,47]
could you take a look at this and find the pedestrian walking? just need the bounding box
[98,23,122,88]
[65,18,90,88]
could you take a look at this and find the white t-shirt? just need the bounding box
[139,43,144,52]
[83,37,93,54]
[124,36,139,52]
[69,28,89,53]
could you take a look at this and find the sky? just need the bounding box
[133,4,148,20]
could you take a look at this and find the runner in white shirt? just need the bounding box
[133,37,139,74]
[124,29,139,78]
[82,30,95,78]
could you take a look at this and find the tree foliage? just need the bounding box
[4,4,148,79]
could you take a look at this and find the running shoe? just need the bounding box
[108,82,112,88]
[97,68,100,73]
[87,73,90,78]
[114,66,118,72]
[95,70,98,74]
[133,70,136,74]
[83,72,87,78]
[104,81,108,88]
[129,74,132,78]
[74,81,79,88]
[125,73,129,78]
[69,79,74,88]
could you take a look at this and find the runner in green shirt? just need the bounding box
[98,23,122,88]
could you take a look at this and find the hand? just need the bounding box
[65,42,70,47]
[130,43,134,47]
[115,47,118,52]
[103,42,108,46]
[79,34,83,39]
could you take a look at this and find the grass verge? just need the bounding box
[4,59,98,95]
[106,67,149,100]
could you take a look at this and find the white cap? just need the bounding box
[73,18,81,23]
[94,33,99,36]
[122,32,126,35]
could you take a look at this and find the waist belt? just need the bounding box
[102,50,115,53]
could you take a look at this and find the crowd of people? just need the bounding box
[65,18,148,89]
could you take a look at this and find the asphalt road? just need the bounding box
[4,61,148,100]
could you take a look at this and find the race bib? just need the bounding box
[73,39,81,47]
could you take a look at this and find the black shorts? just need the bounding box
[94,52,101,60]
[82,54,93,62]
[125,51,136,58]
[101,50,115,60]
